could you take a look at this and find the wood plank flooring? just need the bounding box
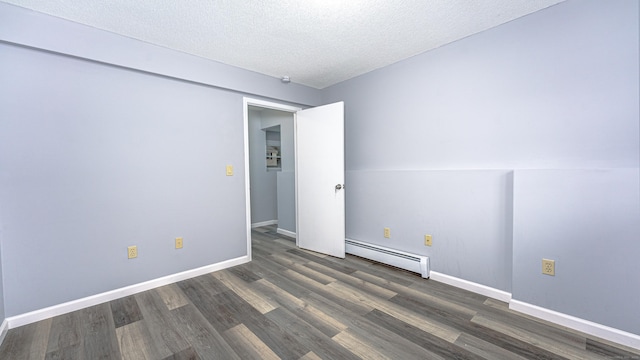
[1,225,639,359]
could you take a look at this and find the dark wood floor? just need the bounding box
[1,226,639,359]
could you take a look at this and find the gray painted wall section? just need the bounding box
[347,170,513,291]
[513,169,640,335]
[324,0,638,170]
[0,3,322,107]
[0,43,248,316]
[276,172,296,233]
[323,0,639,334]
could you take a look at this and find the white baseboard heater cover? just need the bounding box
[345,239,430,278]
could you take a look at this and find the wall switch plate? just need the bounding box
[175,237,183,249]
[226,165,234,176]
[383,227,391,238]
[128,246,137,259]
[424,234,433,246]
[542,259,555,276]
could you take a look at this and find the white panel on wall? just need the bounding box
[512,169,640,335]
[346,169,513,292]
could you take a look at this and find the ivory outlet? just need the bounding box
[128,246,138,259]
[424,234,433,246]
[383,227,391,238]
[175,237,183,249]
[542,259,555,276]
[226,165,234,176]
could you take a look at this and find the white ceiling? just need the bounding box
[2,0,564,89]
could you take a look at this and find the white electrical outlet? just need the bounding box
[128,246,138,259]
[542,259,555,276]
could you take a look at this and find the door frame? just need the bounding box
[243,97,302,260]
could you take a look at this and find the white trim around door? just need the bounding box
[242,98,302,260]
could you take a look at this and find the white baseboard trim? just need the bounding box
[0,319,8,347]
[251,220,277,228]
[429,271,512,303]
[427,272,639,350]
[510,300,640,351]
[276,228,296,238]
[6,255,250,330]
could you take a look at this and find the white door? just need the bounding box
[295,102,345,258]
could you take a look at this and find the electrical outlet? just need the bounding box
[384,227,391,238]
[226,165,234,176]
[175,237,183,249]
[424,234,432,246]
[128,246,137,259]
[542,259,555,276]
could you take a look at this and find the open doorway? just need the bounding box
[243,98,345,260]
[247,107,296,235]
[243,98,301,259]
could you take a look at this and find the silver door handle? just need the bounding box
[335,184,344,190]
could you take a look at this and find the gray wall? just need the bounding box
[346,170,513,292]
[323,0,639,335]
[513,169,639,333]
[276,173,296,234]
[0,43,241,316]
[0,3,319,317]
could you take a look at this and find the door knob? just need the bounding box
[335,184,344,190]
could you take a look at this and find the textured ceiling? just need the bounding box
[2,0,564,89]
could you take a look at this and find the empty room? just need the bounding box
[0,0,638,359]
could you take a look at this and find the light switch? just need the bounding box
[226,165,233,176]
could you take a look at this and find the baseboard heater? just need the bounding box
[345,239,430,278]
